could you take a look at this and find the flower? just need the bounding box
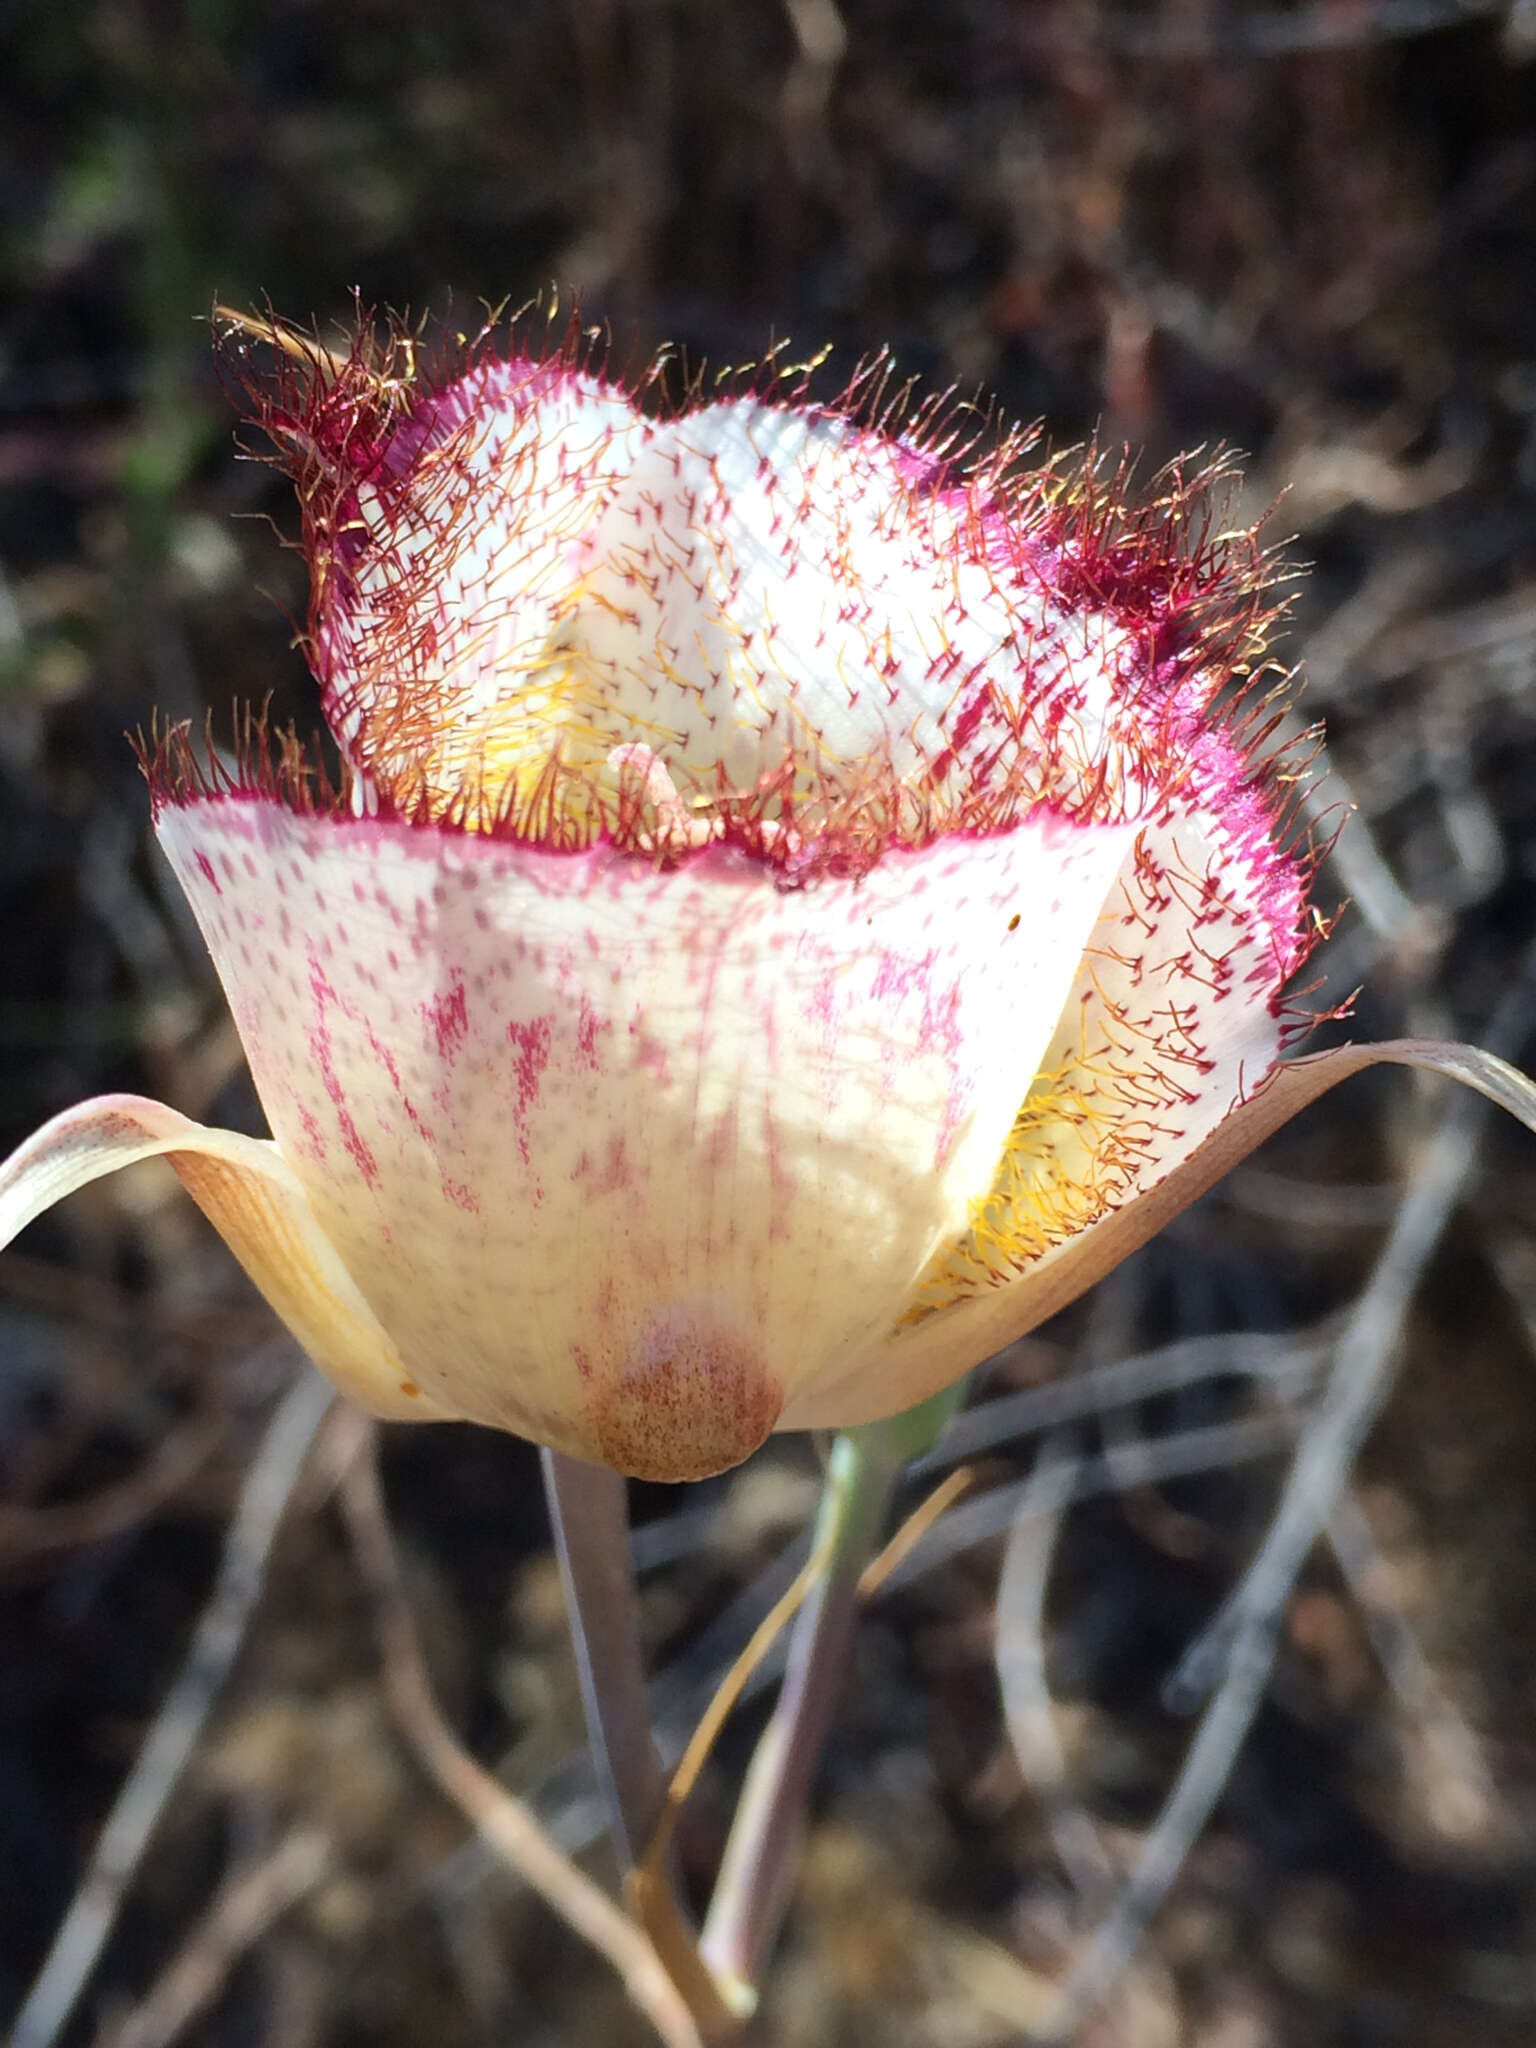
[6,312,1524,1482]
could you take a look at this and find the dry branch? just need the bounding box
[10,1369,334,2048]
[336,1427,706,2048]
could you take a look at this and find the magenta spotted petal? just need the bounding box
[6,313,1531,1480]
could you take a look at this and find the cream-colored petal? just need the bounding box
[0,1091,442,1422]
[789,1037,1536,1427]
[155,796,1135,1479]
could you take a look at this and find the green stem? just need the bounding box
[540,1448,667,1875]
[696,1423,906,2004]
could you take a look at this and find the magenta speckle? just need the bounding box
[628,1011,671,1083]
[424,980,469,1063]
[871,948,966,1066]
[592,1131,633,1197]
[575,996,609,1072]
[701,1105,737,1177]
[760,1104,796,1243]
[871,947,935,1008]
[307,956,380,1187]
[365,1025,402,1094]
[807,965,839,1046]
[194,851,222,894]
[919,976,965,1064]
[295,1104,327,1161]
[505,1015,552,1165]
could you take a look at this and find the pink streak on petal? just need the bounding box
[307,956,380,1187]
[423,980,469,1063]
[505,1015,553,1169]
[575,995,609,1072]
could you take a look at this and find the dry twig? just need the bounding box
[336,1427,706,2048]
[0,1410,223,1567]
[995,1434,1117,1906]
[91,1829,332,2048]
[9,1368,334,2048]
[914,1327,1324,1474]
[1036,943,1536,2043]
[886,1412,1297,1593]
[1326,1489,1498,1842]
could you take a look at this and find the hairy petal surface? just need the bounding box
[154,795,1134,1479]
[903,720,1308,1315]
[296,351,1186,848]
[790,1038,1536,1427]
[0,1093,436,1419]
[316,356,645,811]
[560,399,1147,805]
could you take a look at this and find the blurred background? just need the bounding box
[6,2,1536,2042]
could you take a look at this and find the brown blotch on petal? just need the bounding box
[588,1309,783,1482]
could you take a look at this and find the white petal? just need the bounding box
[155,797,1134,1478]
[567,401,1147,803]
[320,378,1159,835]
[786,769,1307,1422]
[876,723,1308,1322]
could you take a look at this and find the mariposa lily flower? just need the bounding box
[4,315,1533,1481]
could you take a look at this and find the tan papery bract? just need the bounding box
[0,1094,442,1421]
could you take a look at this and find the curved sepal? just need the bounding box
[0,1093,450,1422]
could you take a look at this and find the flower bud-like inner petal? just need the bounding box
[315,364,1162,853]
